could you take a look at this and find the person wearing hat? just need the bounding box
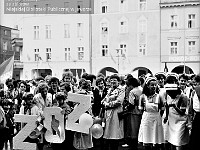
[163,73,190,150]
[154,72,166,89]
[138,77,165,150]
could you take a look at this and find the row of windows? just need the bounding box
[101,40,198,57]
[32,40,197,63]
[33,47,85,62]
[33,13,197,40]
[101,0,147,13]
[34,23,83,39]
[170,14,196,29]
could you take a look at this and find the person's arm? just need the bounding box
[105,88,125,109]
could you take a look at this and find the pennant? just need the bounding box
[106,70,115,76]
[0,55,14,83]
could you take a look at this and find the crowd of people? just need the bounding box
[0,70,200,150]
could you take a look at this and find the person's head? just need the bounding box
[105,76,111,88]
[23,92,34,105]
[86,74,96,89]
[127,77,140,88]
[194,74,200,86]
[49,77,59,90]
[124,74,133,86]
[165,73,179,84]
[44,75,52,85]
[154,72,166,88]
[96,73,105,79]
[54,92,67,106]
[178,73,189,89]
[165,73,181,98]
[81,72,88,79]
[110,74,120,89]
[96,77,106,90]
[143,77,159,96]
[79,78,91,91]
[5,78,14,91]
[35,76,45,85]
[62,71,73,84]
[59,82,71,95]
[138,75,146,88]
[37,83,49,96]
[18,80,27,93]
[1,99,13,111]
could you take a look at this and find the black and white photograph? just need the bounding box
[0,0,200,150]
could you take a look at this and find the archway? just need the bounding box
[171,65,194,74]
[99,67,118,76]
[132,67,152,77]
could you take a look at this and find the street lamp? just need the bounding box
[116,48,122,74]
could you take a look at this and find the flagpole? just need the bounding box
[116,48,121,74]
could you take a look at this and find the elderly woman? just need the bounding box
[138,77,165,150]
[101,74,125,150]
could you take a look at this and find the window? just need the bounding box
[78,47,84,60]
[65,48,71,61]
[188,14,195,28]
[46,48,51,61]
[3,41,7,50]
[102,45,108,56]
[101,0,108,13]
[45,25,51,39]
[138,16,147,56]
[33,26,39,39]
[170,42,178,55]
[77,1,83,13]
[139,0,146,11]
[139,44,146,56]
[101,22,108,34]
[188,41,196,54]
[4,30,7,35]
[120,0,128,12]
[138,19,147,32]
[34,49,40,61]
[120,20,128,33]
[77,23,83,38]
[119,44,127,57]
[64,24,70,38]
[170,15,178,28]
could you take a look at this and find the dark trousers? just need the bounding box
[103,139,119,150]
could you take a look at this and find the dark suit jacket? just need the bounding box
[92,87,108,117]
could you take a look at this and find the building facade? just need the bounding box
[92,0,161,77]
[160,0,200,74]
[20,0,92,80]
[0,25,21,80]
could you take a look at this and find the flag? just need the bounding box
[106,70,115,76]
[110,53,116,64]
[0,55,14,83]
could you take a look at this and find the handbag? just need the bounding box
[118,109,129,120]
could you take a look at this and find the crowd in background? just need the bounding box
[0,70,200,150]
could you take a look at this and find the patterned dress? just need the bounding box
[138,93,164,144]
